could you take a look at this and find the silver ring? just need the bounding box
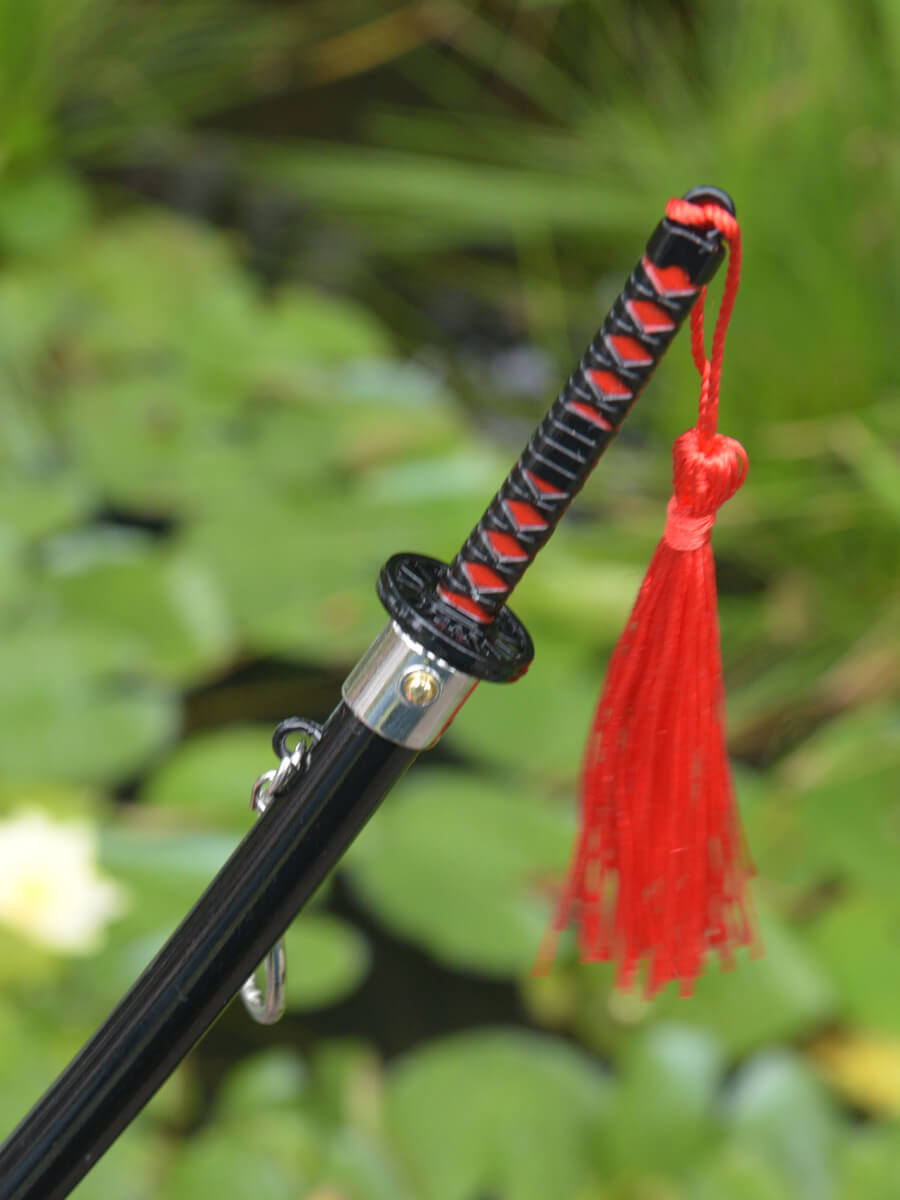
[240,939,286,1025]
[240,770,285,1024]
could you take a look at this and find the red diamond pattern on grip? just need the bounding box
[626,298,675,334]
[524,470,567,500]
[485,529,528,561]
[607,334,653,366]
[504,499,548,532]
[587,370,633,401]
[567,399,613,430]
[437,583,491,623]
[641,254,699,298]
[463,560,508,593]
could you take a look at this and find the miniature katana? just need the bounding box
[0,187,750,1200]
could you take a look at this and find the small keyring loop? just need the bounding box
[240,938,286,1026]
[239,720,323,1027]
[272,716,324,762]
[250,769,277,814]
[241,769,287,1024]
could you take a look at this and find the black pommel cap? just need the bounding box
[645,185,735,290]
[681,185,736,215]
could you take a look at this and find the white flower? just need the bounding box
[0,809,127,954]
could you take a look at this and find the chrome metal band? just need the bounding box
[341,621,478,750]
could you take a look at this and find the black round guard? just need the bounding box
[377,552,534,683]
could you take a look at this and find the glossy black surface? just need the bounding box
[0,703,415,1200]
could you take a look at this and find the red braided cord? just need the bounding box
[664,199,742,446]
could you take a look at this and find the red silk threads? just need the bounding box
[541,199,755,997]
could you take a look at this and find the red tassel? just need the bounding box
[541,199,754,997]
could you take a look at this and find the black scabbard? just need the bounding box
[0,705,413,1200]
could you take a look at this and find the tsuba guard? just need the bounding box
[377,553,534,683]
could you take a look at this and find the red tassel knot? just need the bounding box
[664,428,747,551]
[540,197,755,998]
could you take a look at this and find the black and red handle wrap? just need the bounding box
[377,188,735,684]
[439,189,734,626]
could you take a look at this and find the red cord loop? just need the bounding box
[664,198,743,447]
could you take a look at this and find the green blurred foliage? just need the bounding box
[0,0,898,1196]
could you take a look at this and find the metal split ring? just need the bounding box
[239,717,323,1026]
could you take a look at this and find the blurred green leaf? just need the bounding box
[282,914,370,1012]
[193,1074,413,1200]
[184,489,484,664]
[347,767,571,976]
[839,1128,900,1200]
[318,1126,419,1200]
[445,640,604,782]
[163,1127,300,1200]
[252,139,645,249]
[0,473,89,548]
[0,168,91,256]
[607,1026,723,1176]
[303,1040,383,1133]
[216,1048,308,1119]
[726,1052,840,1200]
[386,1029,611,1200]
[689,1143,794,1200]
[45,529,236,683]
[779,708,900,893]
[217,1041,406,1199]
[0,627,177,783]
[804,894,900,1035]
[139,724,273,833]
[256,287,391,364]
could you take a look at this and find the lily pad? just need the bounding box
[803,893,900,1035]
[138,724,275,833]
[215,1048,308,1118]
[282,914,370,1011]
[346,767,571,976]
[0,627,178,784]
[606,1025,724,1175]
[385,1029,611,1200]
[444,638,605,781]
[45,529,236,683]
[725,1051,840,1200]
[163,1127,301,1200]
[787,707,900,893]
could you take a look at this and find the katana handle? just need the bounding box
[438,186,734,626]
